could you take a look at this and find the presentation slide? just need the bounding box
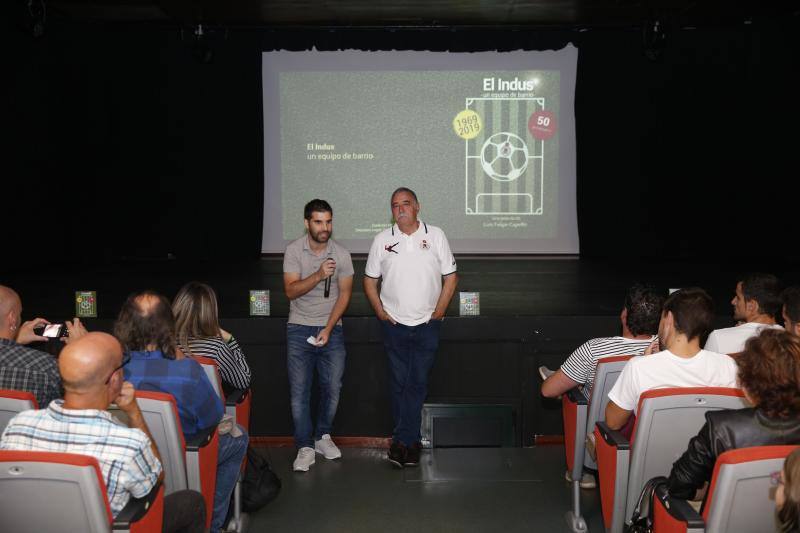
[262,47,578,254]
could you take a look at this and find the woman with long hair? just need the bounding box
[777,447,800,532]
[173,282,251,393]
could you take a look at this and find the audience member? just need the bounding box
[705,273,782,354]
[667,329,800,501]
[540,283,664,400]
[605,287,738,430]
[776,447,800,533]
[114,291,247,533]
[782,286,800,337]
[0,285,87,407]
[0,332,205,532]
[173,281,252,393]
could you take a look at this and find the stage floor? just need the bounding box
[248,444,603,533]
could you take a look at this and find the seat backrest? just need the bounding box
[624,387,748,521]
[109,390,188,494]
[194,356,224,400]
[703,445,798,533]
[0,450,112,533]
[0,389,38,435]
[583,356,632,467]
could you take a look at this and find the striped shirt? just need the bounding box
[0,338,62,408]
[179,336,251,391]
[0,400,161,516]
[560,336,655,399]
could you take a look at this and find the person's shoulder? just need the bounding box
[700,349,737,364]
[424,223,448,237]
[284,236,306,254]
[329,238,352,257]
[706,406,754,425]
[0,342,54,366]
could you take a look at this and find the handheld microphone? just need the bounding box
[323,253,333,298]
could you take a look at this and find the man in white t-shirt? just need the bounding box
[540,283,665,401]
[363,187,458,469]
[606,287,738,431]
[704,273,782,354]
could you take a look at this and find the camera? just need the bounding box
[33,323,68,338]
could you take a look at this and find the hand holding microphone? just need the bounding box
[320,254,336,298]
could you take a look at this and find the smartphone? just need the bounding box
[33,323,67,338]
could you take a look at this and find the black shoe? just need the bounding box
[388,442,407,469]
[404,442,422,467]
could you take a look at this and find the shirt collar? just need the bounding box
[302,235,332,256]
[391,219,428,237]
[47,399,121,425]
[128,349,168,360]
[0,338,21,348]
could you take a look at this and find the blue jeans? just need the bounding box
[211,428,248,533]
[287,323,347,449]
[381,319,441,446]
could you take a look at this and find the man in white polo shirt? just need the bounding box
[704,273,783,354]
[605,287,738,431]
[363,187,458,468]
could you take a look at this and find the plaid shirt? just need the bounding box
[0,400,161,516]
[124,350,223,437]
[0,338,62,408]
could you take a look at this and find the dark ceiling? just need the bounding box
[34,0,800,29]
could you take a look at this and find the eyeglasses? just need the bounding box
[105,352,132,384]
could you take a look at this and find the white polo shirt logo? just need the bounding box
[421,239,430,250]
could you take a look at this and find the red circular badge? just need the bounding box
[528,110,557,141]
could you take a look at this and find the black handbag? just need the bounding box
[241,446,282,512]
[624,476,669,533]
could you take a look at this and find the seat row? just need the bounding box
[0,358,251,533]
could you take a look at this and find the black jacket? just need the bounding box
[668,407,800,499]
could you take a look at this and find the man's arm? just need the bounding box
[115,381,165,483]
[431,273,458,320]
[363,276,396,323]
[605,400,632,430]
[541,369,580,398]
[284,258,335,301]
[315,275,353,346]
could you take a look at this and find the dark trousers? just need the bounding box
[163,489,206,533]
[381,319,441,446]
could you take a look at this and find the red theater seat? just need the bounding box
[594,387,748,533]
[0,450,164,533]
[653,445,799,533]
[561,355,632,532]
[0,389,38,434]
[110,391,218,530]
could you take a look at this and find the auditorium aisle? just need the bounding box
[247,445,603,532]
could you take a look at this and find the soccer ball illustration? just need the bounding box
[480,132,529,182]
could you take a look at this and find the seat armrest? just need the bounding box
[113,482,164,530]
[596,421,630,450]
[566,387,588,406]
[185,425,216,451]
[653,484,705,531]
[225,388,248,407]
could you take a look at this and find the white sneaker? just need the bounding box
[539,365,556,381]
[315,434,342,460]
[565,470,597,489]
[293,447,316,472]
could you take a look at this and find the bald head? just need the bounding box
[59,332,123,393]
[0,285,21,331]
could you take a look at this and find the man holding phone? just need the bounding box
[283,199,354,472]
[0,285,87,407]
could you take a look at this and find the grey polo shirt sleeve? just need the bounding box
[337,248,355,279]
[283,243,301,274]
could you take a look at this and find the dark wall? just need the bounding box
[5,19,800,271]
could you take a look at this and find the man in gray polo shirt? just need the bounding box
[283,199,354,472]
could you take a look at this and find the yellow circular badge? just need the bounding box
[453,109,482,140]
[76,297,83,303]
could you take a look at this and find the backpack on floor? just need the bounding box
[242,446,282,512]
[624,476,669,533]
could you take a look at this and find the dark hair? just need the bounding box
[782,286,800,325]
[778,448,800,533]
[304,199,332,220]
[737,329,800,420]
[113,290,177,357]
[662,287,715,343]
[390,187,418,204]
[624,283,665,336]
[740,273,782,318]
